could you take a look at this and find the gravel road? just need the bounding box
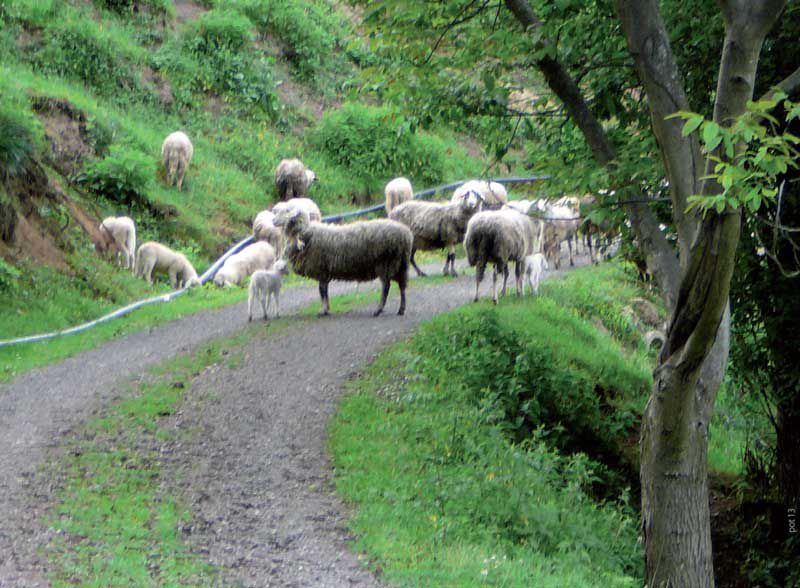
[0,257,584,586]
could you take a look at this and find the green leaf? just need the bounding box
[703,121,722,151]
[681,115,703,137]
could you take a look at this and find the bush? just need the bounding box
[0,99,43,180]
[93,0,171,18]
[310,103,449,195]
[34,19,139,95]
[75,146,154,208]
[0,258,21,294]
[182,10,253,57]
[227,0,345,82]
[153,9,279,117]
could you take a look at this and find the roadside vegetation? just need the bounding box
[329,261,767,586]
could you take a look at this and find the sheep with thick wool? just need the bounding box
[275,158,317,201]
[213,241,277,287]
[161,131,193,191]
[97,216,136,272]
[248,260,289,321]
[452,180,508,209]
[273,208,412,316]
[384,177,413,214]
[464,208,539,304]
[272,197,322,223]
[252,210,283,255]
[389,189,483,277]
[135,241,200,289]
[532,199,581,269]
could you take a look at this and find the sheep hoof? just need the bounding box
[492,299,498,305]
[373,308,384,317]
[416,270,428,277]
[397,308,405,316]
[318,310,330,317]
[248,316,252,322]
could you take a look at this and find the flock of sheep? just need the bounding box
[94,130,606,321]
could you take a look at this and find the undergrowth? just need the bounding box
[330,262,651,586]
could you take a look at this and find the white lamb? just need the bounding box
[213,241,277,287]
[522,253,548,295]
[161,131,193,191]
[247,260,289,321]
[135,241,200,289]
[384,177,413,213]
[97,216,136,272]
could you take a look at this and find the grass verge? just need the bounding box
[329,262,652,587]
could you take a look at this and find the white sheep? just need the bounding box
[389,189,483,277]
[452,180,509,209]
[275,158,317,201]
[97,216,136,272]
[504,199,533,215]
[271,197,322,223]
[522,253,548,295]
[161,131,193,191]
[213,241,277,287]
[273,207,413,316]
[384,177,413,213]
[464,208,539,304]
[135,241,200,289]
[247,260,289,321]
[252,210,283,256]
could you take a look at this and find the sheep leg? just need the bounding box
[318,281,330,316]
[397,273,407,315]
[474,262,485,302]
[568,237,575,267]
[410,248,427,277]
[374,278,390,317]
[491,266,499,305]
[515,261,523,296]
[262,292,270,321]
[587,232,595,264]
[248,292,254,322]
[500,264,509,296]
[274,291,280,318]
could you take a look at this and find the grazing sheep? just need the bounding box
[97,216,136,272]
[247,260,289,321]
[275,158,317,201]
[273,208,412,317]
[452,180,508,209]
[389,189,483,277]
[522,252,549,295]
[135,241,200,289]
[252,210,283,255]
[161,131,193,191]
[213,241,277,287]
[464,208,538,304]
[384,177,413,213]
[272,197,322,224]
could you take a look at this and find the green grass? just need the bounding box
[43,319,293,586]
[330,261,652,587]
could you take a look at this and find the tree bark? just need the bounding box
[619,1,785,585]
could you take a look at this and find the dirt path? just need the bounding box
[0,257,587,586]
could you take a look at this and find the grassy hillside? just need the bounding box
[0,0,492,342]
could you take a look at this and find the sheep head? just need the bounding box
[274,259,289,275]
[272,206,309,238]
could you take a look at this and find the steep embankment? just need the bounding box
[0,0,490,342]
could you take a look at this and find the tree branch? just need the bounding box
[614,0,704,262]
[759,65,800,101]
[503,0,681,310]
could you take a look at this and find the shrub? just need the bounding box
[182,10,253,57]
[75,146,154,208]
[0,258,21,294]
[227,0,344,82]
[310,103,448,194]
[93,0,171,18]
[0,99,43,180]
[34,19,139,94]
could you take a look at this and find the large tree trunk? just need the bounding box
[504,0,785,585]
